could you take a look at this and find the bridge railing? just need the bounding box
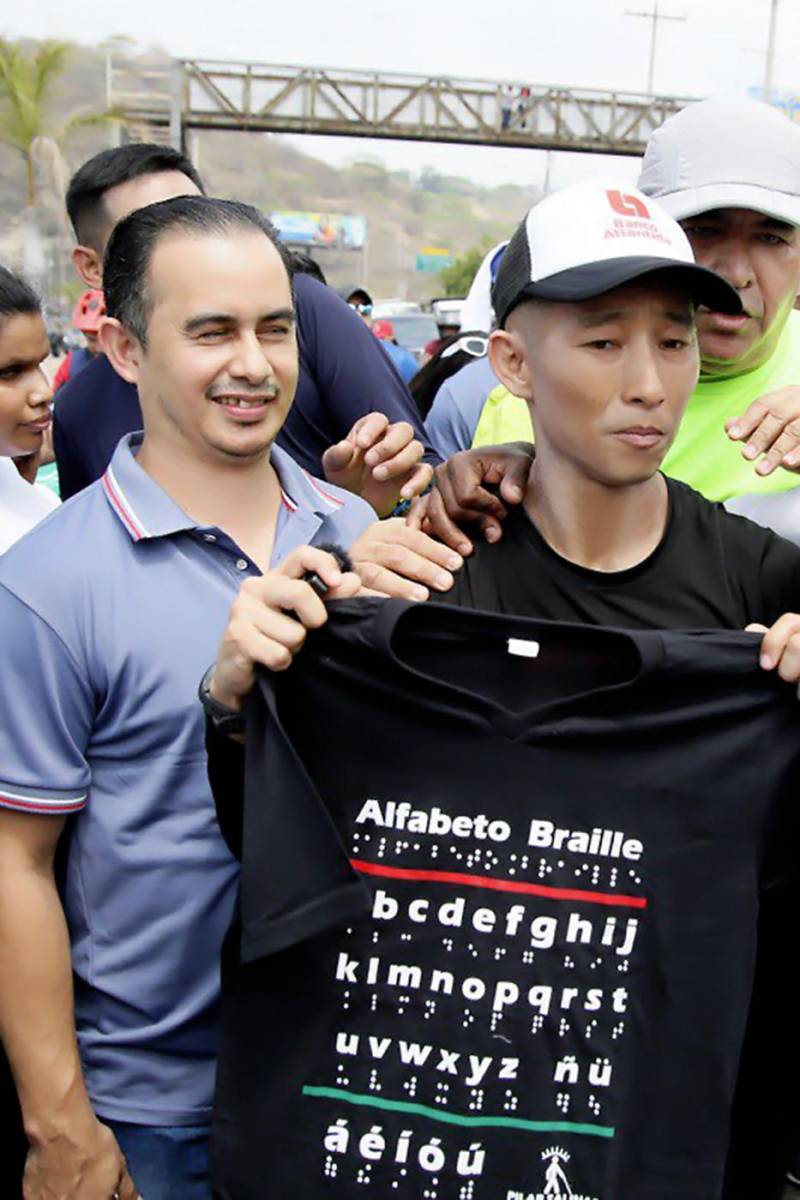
[108,55,694,155]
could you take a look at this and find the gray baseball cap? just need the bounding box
[638,98,800,227]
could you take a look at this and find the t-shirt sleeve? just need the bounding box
[424,373,483,459]
[753,527,800,623]
[236,675,370,963]
[0,585,92,814]
[296,276,438,460]
[398,348,419,384]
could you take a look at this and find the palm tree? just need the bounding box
[0,39,117,205]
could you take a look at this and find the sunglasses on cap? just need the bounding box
[440,334,488,360]
[349,302,373,317]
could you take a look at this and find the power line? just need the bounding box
[764,0,780,97]
[626,1,686,95]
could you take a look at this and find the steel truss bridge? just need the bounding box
[108,56,694,157]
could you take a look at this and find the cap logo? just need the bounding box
[607,190,650,219]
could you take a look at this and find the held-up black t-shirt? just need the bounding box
[434,476,800,629]
[211,600,799,1200]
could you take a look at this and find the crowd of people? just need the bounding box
[0,93,799,1200]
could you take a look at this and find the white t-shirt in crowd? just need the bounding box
[0,456,59,554]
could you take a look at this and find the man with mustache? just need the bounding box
[418,99,800,548]
[54,144,435,509]
[0,196,442,1200]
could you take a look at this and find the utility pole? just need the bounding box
[626,0,686,95]
[764,0,779,99]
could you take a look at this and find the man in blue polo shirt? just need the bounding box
[0,197,414,1200]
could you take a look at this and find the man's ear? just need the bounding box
[71,244,103,290]
[99,317,142,386]
[488,329,533,400]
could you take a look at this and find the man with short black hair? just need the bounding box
[54,145,436,502]
[66,143,207,289]
[0,194,401,1200]
[204,182,800,1200]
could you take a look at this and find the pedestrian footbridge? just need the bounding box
[108,55,693,156]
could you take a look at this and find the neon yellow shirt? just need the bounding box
[472,309,800,504]
[662,309,800,501]
[472,383,532,448]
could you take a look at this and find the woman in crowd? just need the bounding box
[0,267,59,553]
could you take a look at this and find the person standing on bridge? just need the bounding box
[500,84,513,131]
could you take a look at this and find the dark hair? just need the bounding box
[409,329,487,419]
[103,195,295,347]
[289,250,326,285]
[66,144,206,249]
[0,267,41,328]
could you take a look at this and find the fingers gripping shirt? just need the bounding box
[211,600,800,1200]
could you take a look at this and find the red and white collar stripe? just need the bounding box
[102,464,151,541]
[302,470,344,511]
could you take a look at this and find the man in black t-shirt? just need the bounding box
[204,182,800,1199]
[207,182,800,696]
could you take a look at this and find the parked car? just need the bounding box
[385,313,441,362]
[372,299,423,319]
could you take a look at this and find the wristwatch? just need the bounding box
[198,665,247,736]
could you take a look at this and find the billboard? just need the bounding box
[415,246,455,273]
[269,211,367,250]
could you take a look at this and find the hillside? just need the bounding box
[0,39,538,304]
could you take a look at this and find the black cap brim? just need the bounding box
[501,257,742,324]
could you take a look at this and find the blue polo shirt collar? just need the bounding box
[270,443,349,520]
[102,434,347,543]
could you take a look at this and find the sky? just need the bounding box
[13,0,800,191]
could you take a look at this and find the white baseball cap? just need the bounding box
[492,180,741,327]
[459,240,507,332]
[638,98,800,226]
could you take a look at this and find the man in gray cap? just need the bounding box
[418,97,800,544]
[638,97,800,529]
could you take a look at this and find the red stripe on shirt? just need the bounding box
[350,858,648,909]
[102,473,144,541]
[0,793,86,813]
[304,471,344,509]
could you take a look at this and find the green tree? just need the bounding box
[0,39,115,205]
[438,237,494,297]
